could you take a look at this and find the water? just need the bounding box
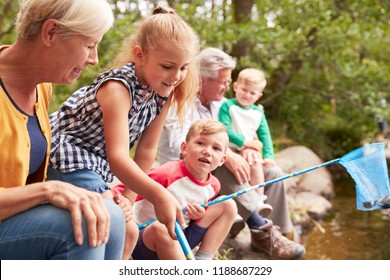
[302,174,390,260]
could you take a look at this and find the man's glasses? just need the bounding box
[210,78,231,87]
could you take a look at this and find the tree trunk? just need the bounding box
[231,0,255,60]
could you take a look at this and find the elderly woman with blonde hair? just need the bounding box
[0,0,126,260]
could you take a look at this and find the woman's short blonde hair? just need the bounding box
[16,0,114,40]
[113,6,200,125]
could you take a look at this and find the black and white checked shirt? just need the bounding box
[49,63,168,182]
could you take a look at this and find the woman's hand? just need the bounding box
[45,181,111,247]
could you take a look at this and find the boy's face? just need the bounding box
[181,132,228,182]
[233,81,264,108]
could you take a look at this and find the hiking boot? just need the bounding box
[250,220,306,260]
[229,214,245,238]
[283,226,301,243]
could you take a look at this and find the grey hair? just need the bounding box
[197,47,236,79]
[16,0,114,40]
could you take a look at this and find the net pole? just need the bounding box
[138,158,341,229]
[175,221,196,260]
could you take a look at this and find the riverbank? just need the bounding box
[219,142,390,260]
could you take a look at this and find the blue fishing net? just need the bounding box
[339,143,390,211]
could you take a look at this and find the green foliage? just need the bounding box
[0,0,18,44]
[319,115,369,159]
[215,247,233,260]
[252,0,390,157]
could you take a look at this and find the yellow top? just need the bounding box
[0,47,52,188]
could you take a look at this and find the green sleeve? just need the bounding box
[218,100,245,147]
[257,110,275,159]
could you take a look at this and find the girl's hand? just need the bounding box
[185,203,205,220]
[114,194,134,222]
[152,190,185,240]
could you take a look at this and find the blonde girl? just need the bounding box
[47,6,200,259]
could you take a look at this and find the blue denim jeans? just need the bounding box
[0,199,125,260]
[47,167,110,194]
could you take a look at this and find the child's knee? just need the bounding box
[147,223,173,244]
[126,220,139,239]
[221,199,238,218]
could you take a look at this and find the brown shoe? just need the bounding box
[250,220,306,260]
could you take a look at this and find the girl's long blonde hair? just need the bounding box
[113,6,200,125]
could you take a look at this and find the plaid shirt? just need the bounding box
[49,63,168,182]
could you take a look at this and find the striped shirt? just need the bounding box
[49,63,168,182]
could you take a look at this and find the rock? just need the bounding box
[288,191,333,218]
[274,146,335,236]
[275,146,335,198]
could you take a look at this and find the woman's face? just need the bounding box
[51,34,102,85]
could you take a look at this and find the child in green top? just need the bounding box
[219,68,275,216]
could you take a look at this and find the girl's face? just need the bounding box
[134,43,192,97]
[53,34,102,85]
[181,132,227,182]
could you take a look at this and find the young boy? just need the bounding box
[131,119,237,260]
[218,68,276,217]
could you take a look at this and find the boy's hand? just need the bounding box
[185,203,205,220]
[241,147,263,165]
[263,158,276,168]
[243,139,263,151]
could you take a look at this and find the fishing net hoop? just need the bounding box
[339,143,390,211]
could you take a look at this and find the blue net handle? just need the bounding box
[339,143,390,211]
